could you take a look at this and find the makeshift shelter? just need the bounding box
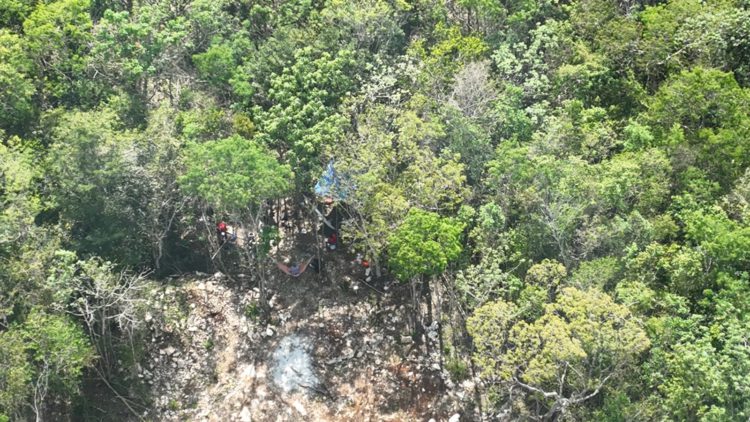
[314,205,345,237]
[313,160,353,203]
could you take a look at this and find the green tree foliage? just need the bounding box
[193,41,236,91]
[636,0,750,88]
[643,67,750,189]
[252,46,357,185]
[179,135,292,213]
[333,88,468,266]
[23,0,98,106]
[0,328,31,420]
[2,0,750,419]
[387,208,464,281]
[46,109,151,266]
[0,138,40,247]
[0,0,34,29]
[0,137,67,322]
[19,309,94,397]
[0,31,35,134]
[0,309,93,419]
[468,287,649,420]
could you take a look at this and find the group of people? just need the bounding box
[217,221,337,249]
[214,207,375,282]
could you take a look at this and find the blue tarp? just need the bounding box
[314,160,353,201]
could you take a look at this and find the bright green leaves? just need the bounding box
[1,0,750,419]
[466,299,518,378]
[0,326,32,419]
[0,331,33,421]
[0,0,34,29]
[179,135,292,213]
[597,149,672,215]
[532,100,620,162]
[637,0,750,87]
[627,242,707,301]
[320,0,406,54]
[646,67,748,139]
[524,259,565,295]
[468,287,649,413]
[176,105,231,142]
[387,208,464,281]
[251,46,358,185]
[493,19,572,106]
[486,134,672,269]
[91,9,160,89]
[682,207,750,272]
[91,0,232,100]
[652,340,729,420]
[723,168,750,224]
[643,67,750,189]
[645,278,750,421]
[193,41,236,89]
[0,139,41,247]
[18,309,94,392]
[334,98,468,262]
[409,24,488,95]
[424,24,487,67]
[23,0,96,106]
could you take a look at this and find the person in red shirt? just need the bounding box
[327,232,337,251]
[362,259,372,282]
[216,221,228,243]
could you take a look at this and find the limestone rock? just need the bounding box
[239,406,251,422]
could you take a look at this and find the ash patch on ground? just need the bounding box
[271,334,318,394]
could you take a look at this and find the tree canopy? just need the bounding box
[179,135,292,213]
[2,0,750,419]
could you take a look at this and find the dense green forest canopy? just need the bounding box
[2,0,750,419]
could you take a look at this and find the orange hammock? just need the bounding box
[275,257,313,277]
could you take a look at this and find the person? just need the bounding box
[216,221,228,243]
[226,224,237,242]
[326,232,337,251]
[309,258,323,274]
[275,257,313,277]
[362,259,372,282]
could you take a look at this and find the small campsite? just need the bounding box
[134,241,474,421]
[126,162,476,421]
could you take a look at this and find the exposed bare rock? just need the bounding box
[139,262,476,421]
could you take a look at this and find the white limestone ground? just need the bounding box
[139,267,479,421]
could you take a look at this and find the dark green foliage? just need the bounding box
[46,110,151,266]
[0,31,35,134]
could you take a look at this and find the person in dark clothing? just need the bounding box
[309,258,323,274]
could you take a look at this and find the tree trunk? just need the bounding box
[410,276,423,342]
[423,276,433,327]
[248,209,271,318]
